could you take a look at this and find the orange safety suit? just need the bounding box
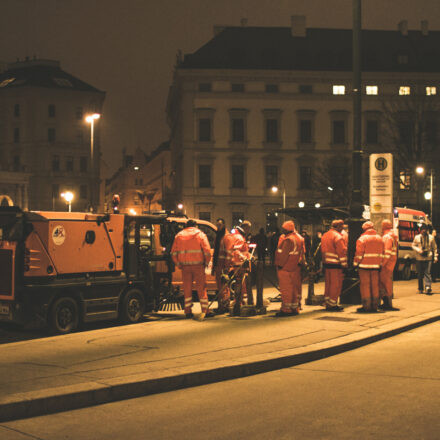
[321,228,347,307]
[275,231,305,313]
[171,226,211,314]
[354,228,384,310]
[379,227,398,299]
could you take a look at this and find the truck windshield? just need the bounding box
[0,211,24,242]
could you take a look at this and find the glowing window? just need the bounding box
[366,85,378,95]
[426,86,437,96]
[333,85,345,95]
[399,86,411,96]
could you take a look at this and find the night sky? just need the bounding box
[1,0,439,177]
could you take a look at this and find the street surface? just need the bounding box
[1,320,439,439]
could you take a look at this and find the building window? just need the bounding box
[265,84,279,93]
[13,155,20,172]
[333,85,345,95]
[399,86,411,96]
[231,118,245,142]
[399,122,412,146]
[48,128,56,142]
[48,104,56,117]
[366,85,378,95]
[77,130,84,144]
[80,185,87,199]
[426,87,437,96]
[52,155,60,172]
[231,83,245,92]
[400,170,411,190]
[299,85,313,94]
[265,165,278,188]
[198,118,211,142]
[231,165,245,188]
[199,212,211,222]
[266,119,279,142]
[52,184,59,199]
[299,166,312,189]
[198,164,211,188]
[232,212,244,227]
[14,104,20,117]
[76,107,83,120]
[66,156,74,172]
[398,55,408,65]
[366,120,378,144]
[198,83,212,92]
[13,127,20,143]
[80,156,88,172]
[299,120,312,144]
[332,120,346,144]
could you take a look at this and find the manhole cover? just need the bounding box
[315,316,357,322]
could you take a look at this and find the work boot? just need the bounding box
[326,305,344,312]
[356,307,372,313]
[379,297,400,311]
[205,311,215,318]
[185,312,194,319]
[426,287,433,295]
[274,310,298,317]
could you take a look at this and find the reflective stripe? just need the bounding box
[363,253,382,257]
[359,264,380,268]
[325,258,340,264]
[324,252,338,258]
[340,257,347,261]
[277,249,283,253]
[180,261,205,266]
[288,251,299,255]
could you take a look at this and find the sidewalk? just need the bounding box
[1,279,439,422]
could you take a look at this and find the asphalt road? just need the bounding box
[1,320,439,439]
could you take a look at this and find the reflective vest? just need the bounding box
[354,229,384,269]
[224,231,249,268]
[382,228,398,271]
[275,232,305,271]
[321,229,347,268]
[171,227,211,266]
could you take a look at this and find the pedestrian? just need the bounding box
[274,220,305,317]
[412,224,438,295]
[254,227,267,263]
[224,225,251,315]
[171,219,214,319]
[354,221,384,313]
[379,219,399,310]
[212,218,229,313]
[321,219,347,311]
[301,230,312,260]
[431,229,440,282]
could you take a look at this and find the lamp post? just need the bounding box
[61,191,74,212]
[416,166,434,222]
[85,113,101,212]
[271,179,286,221]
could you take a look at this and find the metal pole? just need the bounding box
[431,169,433,223]
[282,183,286,223]
[90,120,94,212]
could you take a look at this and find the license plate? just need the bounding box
[0,304,10,315]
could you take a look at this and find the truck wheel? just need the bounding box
[50,296,79,334]
[402,264,411,280]
[120,289,145,324]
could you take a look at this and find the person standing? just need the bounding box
[379,219,399,310]
[354,221,384,313]
[254,227,268,264]
[171,219,214,319]
[321,219,347,311]
[274,221,305,317]
[212,218,229,313]
[431,229,440,282]
[412,224,438,295]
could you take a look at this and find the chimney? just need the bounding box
[291,15,306,37]
[213,25,226,37]
[240,18,248,27]
[398,20,408,36]
[421,20,428,36]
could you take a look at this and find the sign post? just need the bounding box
[369,153,393,232]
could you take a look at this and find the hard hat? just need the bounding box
[382,219,392,230]
[332,219,344,228]
[282,220,295,232]
[362,221,374,231]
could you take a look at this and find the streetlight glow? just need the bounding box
[328,186,334,191]
[61,191,74,212]
[315,203,321,208]
[416,166,425,175]
[129,208,137,215]
[298,201,305,208]
[85,113,101,123]
[85,113,101,212]
[271,186,278,193]
[424,192,432,200]
[177,203,184,210]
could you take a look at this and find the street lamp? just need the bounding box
[61,191,74,212]
[85,113,101,212]
[416,166,434,222]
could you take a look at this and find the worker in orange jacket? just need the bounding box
[224,225,251,316]
[379,219,399,311]
[321,219,347,311]
[171,219,214,319]
[354,221,384,313]
[275,220,305,317]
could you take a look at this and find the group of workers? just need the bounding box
[170,215,434,320]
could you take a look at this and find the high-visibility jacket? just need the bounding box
[321,229,347,268]
[341,229,348,247]
[171,227,211,267]
[275,232,305,271]
[354,229,384,269]
[382,228,398,271]
[224,230,250,268]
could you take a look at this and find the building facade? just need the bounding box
[0,58,105,212]
[166,17,440,231]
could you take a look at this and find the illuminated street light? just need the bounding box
[298,201,305,208]
[61,191,74,212]
[85,113,101,212]
[129,208,137,215]
[415,166,434,222]
[271,180,286,221]
[315,203,321,208]
[416,166,425,175]
[425,192,432,200]
[177,203,184,210]
[328,186,334,191]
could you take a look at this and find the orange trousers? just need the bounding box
[324,268,343,307]
[379,267,393,299]
[359,269,380,309]
[277,268,302,313]
[181,265,209,314]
